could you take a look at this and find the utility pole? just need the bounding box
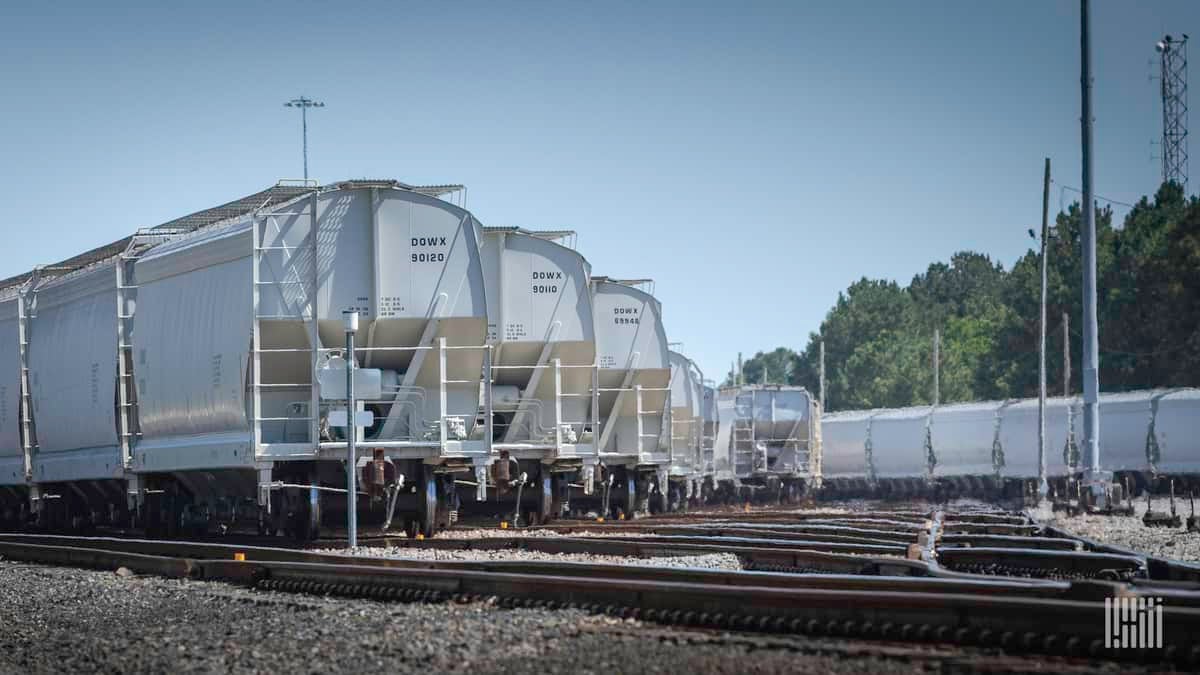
[1063,312,1071,398]
[1064,312,1075,470]
[818,340,826,413]
[736,352,744,386]
[932,328,940,406]
[1079,0,1106,505]
[1038,158,1051,503]
[284,96,325,181]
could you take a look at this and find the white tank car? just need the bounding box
[479,227,597,522]
[666,350,704,506]
[1152,389,1200,476]
[714,385,819,502]
[590,277,671,516]
[867,406,933,493]
[996,396,1076,480]
[929,400,1007,489]
[818,408,876,495]
[820,388,1200,497]
[1095,388,1200,491]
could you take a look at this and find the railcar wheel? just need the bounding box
[538,471,554,524]
[417,465,437,537]
[621,472,636,519]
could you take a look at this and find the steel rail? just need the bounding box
[1,538,1197,666]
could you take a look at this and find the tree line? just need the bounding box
[724,182,1200,411]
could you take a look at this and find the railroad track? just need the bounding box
[1,532,1198,666]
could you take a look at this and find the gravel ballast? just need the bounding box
[1037,497,1200,562]
[316,547,745,570]
[0,561,1155,674]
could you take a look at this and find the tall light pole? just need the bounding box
[1079,0,1106,506]
[284,96,325,181]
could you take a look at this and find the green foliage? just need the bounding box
[732,182,1200,410]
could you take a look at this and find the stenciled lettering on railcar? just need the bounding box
[378,296,405,318]
[504,323,528,340]
[613,306,640,325]
[344,297,372,317]
[411,236,448,263]
[91,363,101,405]
[531,271,562,295]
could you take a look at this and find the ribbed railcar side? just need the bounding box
[27,264,124,484]
[0,294,23,517]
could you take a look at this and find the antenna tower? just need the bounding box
[1157,34,1189,188]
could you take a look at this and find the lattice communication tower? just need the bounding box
[1157,34,1189,189]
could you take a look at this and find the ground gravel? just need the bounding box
[315,547,744,570]
[314,547,744,566]
[0,561,1160,674]
[1036,497,1200,562]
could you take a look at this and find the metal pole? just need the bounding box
[1080,0,1104,502]
[818,340,826,413]
[344,311,358,548]
[1038,157,1051,502]
[302,105,308,181]
[932,328,940,406]
[1064,311,1074,470]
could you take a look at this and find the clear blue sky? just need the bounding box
[1,1,1195,380]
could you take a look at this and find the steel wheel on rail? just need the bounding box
[621,471,636,519]
[416,465,437,538]
[538,471,554,524]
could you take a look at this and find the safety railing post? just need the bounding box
[635,384,644,460]
[553,358,563,451]
[590,364,599,445]
[484,345,494,454]
[438,337,448,447]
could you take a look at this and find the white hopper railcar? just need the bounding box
[479,227,597,524]
[0,180,495,538]
[0,288,28,522]
[589,277,671,517]
[666,350,704,509]
[700,382,718,499]
[713,385,820,503]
